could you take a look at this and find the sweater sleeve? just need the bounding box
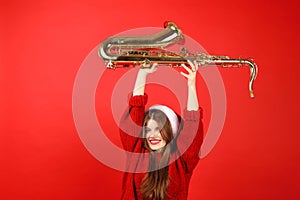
[119,94,148,152]
[177,108,204,173]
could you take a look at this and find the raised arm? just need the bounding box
[178,60,203,172]
[119,64,158,151]
[180,60,199,111]
[133,64,158,96]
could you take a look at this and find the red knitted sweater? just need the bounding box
[119,94,203,200]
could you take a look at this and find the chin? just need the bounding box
[148,142,166,151]
[150,146,163,151]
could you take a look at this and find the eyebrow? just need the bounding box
[144,126,161,132]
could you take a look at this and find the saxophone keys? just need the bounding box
[141,58,151,68]
[105,60,115,69]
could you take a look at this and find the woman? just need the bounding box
[119,61,203,200]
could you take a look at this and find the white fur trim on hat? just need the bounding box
[148,105,179,135]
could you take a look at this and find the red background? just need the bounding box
[1,0,300,199]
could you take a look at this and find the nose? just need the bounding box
[147,130,160,137]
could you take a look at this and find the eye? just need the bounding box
[144,128,151,133]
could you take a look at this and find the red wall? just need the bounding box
[1,0,299,199]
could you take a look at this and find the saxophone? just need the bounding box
[98,21,258,98]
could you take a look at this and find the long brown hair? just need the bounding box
[140,109,177,200]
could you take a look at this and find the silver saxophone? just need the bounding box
[98,21,258,98]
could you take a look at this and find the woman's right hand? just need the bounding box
[133,63,158,96]
[138,63,158,75]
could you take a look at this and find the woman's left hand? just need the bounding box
[180,60,198,87]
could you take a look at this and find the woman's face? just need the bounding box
[145,119,167,151]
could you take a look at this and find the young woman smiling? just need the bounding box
[119,61,203,200]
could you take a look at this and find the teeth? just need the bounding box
[149,138,161,145]
[149,139,161,142]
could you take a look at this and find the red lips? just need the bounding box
[148,138,161,145]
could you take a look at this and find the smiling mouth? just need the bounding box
[148,138,161,145]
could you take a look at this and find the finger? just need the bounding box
[152,63,158,68]
[152,63,158,67]
[187,60,197,72]
[181,64,192,73]
[187,60,195,71]
[180,71,189,79]
[193,61,199,71]
[149,63,158,72]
